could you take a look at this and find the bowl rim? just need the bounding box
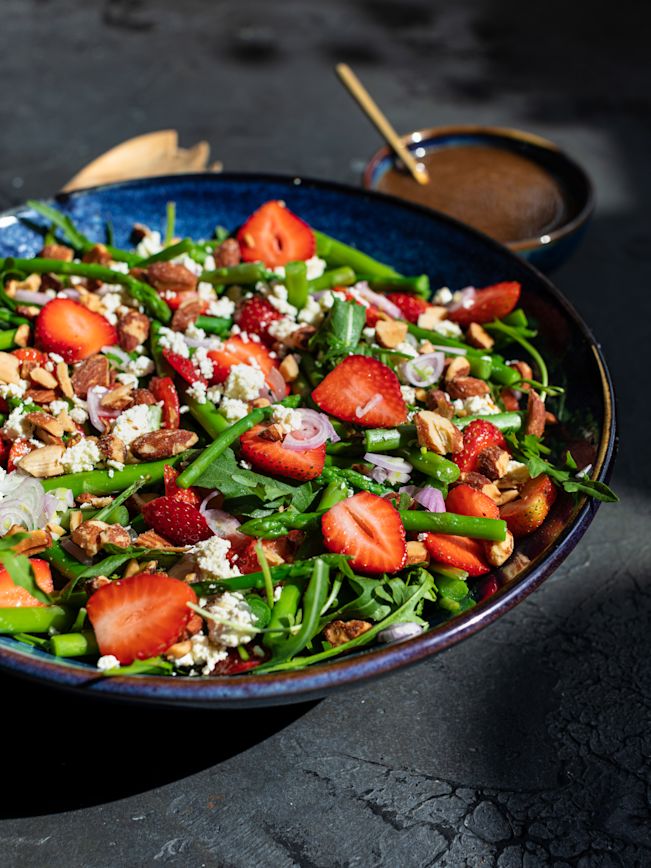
[0,171,616,707]
[362,124,596,253]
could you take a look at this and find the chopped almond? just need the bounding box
[414,410,463,455]
[405,540,429,566]
[476,446,511,480]
[484,531,515,567]
[375,319,408,349]
[466,322,494,349]
[279,354,300,382]
[323,619,373,647]
[17,445,64,477]
[0,352,21,385]
[417,306,448,329]
[525,389,546,437]
[444,356,471,382]
[29,367,58,389]
[55,362,74,398]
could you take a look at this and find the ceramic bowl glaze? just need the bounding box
[363,125,595,271]
[0,174,615,707]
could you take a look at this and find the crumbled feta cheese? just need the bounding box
[224,364,265,402]
[400,385,417,404]
[135,230,162,259]
[48,352,64,364]
[97,655,121,671]
[189,536,241,580]
[362,326,376,341]
[69,405,89,425]
[206,296,235,318]
[204,591,256,647]
[305,256,327,281]
[220,398,249,423]
[112,404,161,446]
[171,252,202,276]
[239,459,252,470]
[116,372,139,389]
[187,381,208,404]
[192,347,214,380]
[271,405,302,435]
[125,355,155,378]
[0,381,28,400]
[263,283,298,318]
[267,316,300,340]
[3,407,33,441]
[185,323,206,341]
[107,459,125,472]
[297,296,324,327]
[61,438,101,473]
[158,327,189,358]
[452,395,500,417]
[394,341,419,358]
[100,291,124,325]
[431,320,463,339]
[206,386,223,404]
[433,287,453,305]
[197,281,217,302]
[273,584,283,602]
[174,634,228,675]
[48,400,69,417]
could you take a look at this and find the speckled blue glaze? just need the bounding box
[363,127,594,272]
[0,174,615,708]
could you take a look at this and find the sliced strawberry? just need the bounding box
[500,474,557,538]
[424,533,490,577]
[234,297,282,344]
[453,420,506,473]
[0,559,53,607]
[162,350,207,386]
[208,335,276,385]
[343,291,384,327]
[239,423,325,481]
[7,438,34,472]
[445,484,499,519]
[213,651,264,675]
[86,572,197,664]
[150,376,180,429]
[386,292,430,324]
[312,355,407,428]
[478,574,499,601]
[448,282,521,326]
[237,200,315,267]
[0,438,8,467]
[34,298,118,363]
[12,348,47,365]
[163,465,201,509]
[142,496,212,546]
[235,536,299,574]
[500,388,521,411]
[321,491,407,574]
[164,291,208,313]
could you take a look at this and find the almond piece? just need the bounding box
[56,362,74,398]
[417,306,448,329]
[279,354,299,383]
[130,429,198,460]
[214,238,241,268]
[29,367,58,389]
[132,388,157,406]
[4,527,53,556]
[40,243,73,261]
[414,410,463,455]
[18,445,65,477]
[165,640,192,660]
[56,410,77,434]
[476,446,511,480]
[170,299,202,334]
[405,540,429,566]
[24,389,57,404]
[13,324,30,348]
[458,471,502,502]
[97,434,127,464]
[0,352,21,385]
[5,274,41,296]
[525,389,546,437]
[446,377,490,399]
[466,322,495,349]
[82,244,112,265]
[484,530,514,567]
[24,412,64,438]
[145,262,197,293]
[496,489,520,506]
[69,510,83,532]
[100,384,133,411]
[375,319,408,349]
[77,493,114,508]
[122,559,142,578]
[117,310,150,352]
[323,620,373,647]
[426,388,454,419]
[444,356,471,382]
[71,354,110,398]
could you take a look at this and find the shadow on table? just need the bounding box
[0,674,316,818]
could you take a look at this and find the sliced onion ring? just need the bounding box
[101,345,132,369]
[355,393,382,419]
[353,284,403,319]
[283,409,340,452]
[86,386,121,433]
[400,352,445,387]
[364,452,412,484]
[12,289,53,306]
[266,367,287,403]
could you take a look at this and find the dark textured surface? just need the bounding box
[0,1,649,865]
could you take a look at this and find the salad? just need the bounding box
[0,199,616,677]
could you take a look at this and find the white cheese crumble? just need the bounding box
[112,404,161,447]
[224,364,265,402]
[116,372,139,389]
[100,291,124,325]
[97,654,121,671]
[433,287,453,305]
[431,320,463,338]
[394,341,419,358]
[400,385,417,404]
[305,256,327,281]
[187,381,208,404]
[69,405,89,425]
[452,395,500,417]
[61,438,101,473]
[192,347,214,380]
[173,634,228,676]
[220,398,249,423]
[48,400,70,417]
[206,296,235,318]
[271,404,302,435]
[297,296,324,327]
[3,407,33,441]
[205,591,257,647]
[135,230,163,259]
[125,355,155,378]
[263,283,298,318]
[158,327,189,358]
[267,316,300,341]
[189,536,241,580]
[0,381,28,400]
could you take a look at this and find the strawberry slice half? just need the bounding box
[208,335,277,385]
[150,376,180,429]
[321,491,407,574]
[453,420,506,474]
[237,200,315,267]
[240,423,326,481]
[86,572,197,664]
[234,297,282,344]
[0,559,53,607]
[386,292,430,324]
[445,484,499,519]
[424,533,490,576]
[162,350,207,386]
[142,496,212,546]
[163,464,201,509]
[448,282,521,326]
[34,298,118,363]
[500,474,557,538]
[312,355,407,428]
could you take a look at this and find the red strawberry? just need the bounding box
[235,536,299,574]
[208,335,276,385]
[213,651,264,675]
[142,496,212,545]
[7,438,34,472]
[234,297,282,344]
[150,376,180,429]
[424,533,490,576]
[34,298,117,363]
[162,350,207,386]
[478,575,499,601]
[163,465,201,509]
[164,291,208,313]
[239,423,326,481]
[86,572,197,664]
[386,292,430,324]
[342,291,384,327]
[448,282,521,326]
[321,491,407,574]
[12,348,48,365]
[445,484,500,519]
[0,559,53,607]
[0,438,8,467]
[237,200,315,267]
[453,420,506,473]
[312,355,407,428]
[500,388,521,411]
[500,474,557,538]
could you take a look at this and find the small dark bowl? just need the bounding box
[363,125,595,271]
[0,173,615,707]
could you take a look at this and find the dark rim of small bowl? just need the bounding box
[0,172,616,707]
[362,124,596,253]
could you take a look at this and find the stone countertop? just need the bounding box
[0,1,649,865]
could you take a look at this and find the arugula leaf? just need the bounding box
[310,299,366,367]
[192,447,297,503]
[505,432,618,503]
[0,550,51,604]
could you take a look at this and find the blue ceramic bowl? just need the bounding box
[0,173,615,707]
[363,125,595,272]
